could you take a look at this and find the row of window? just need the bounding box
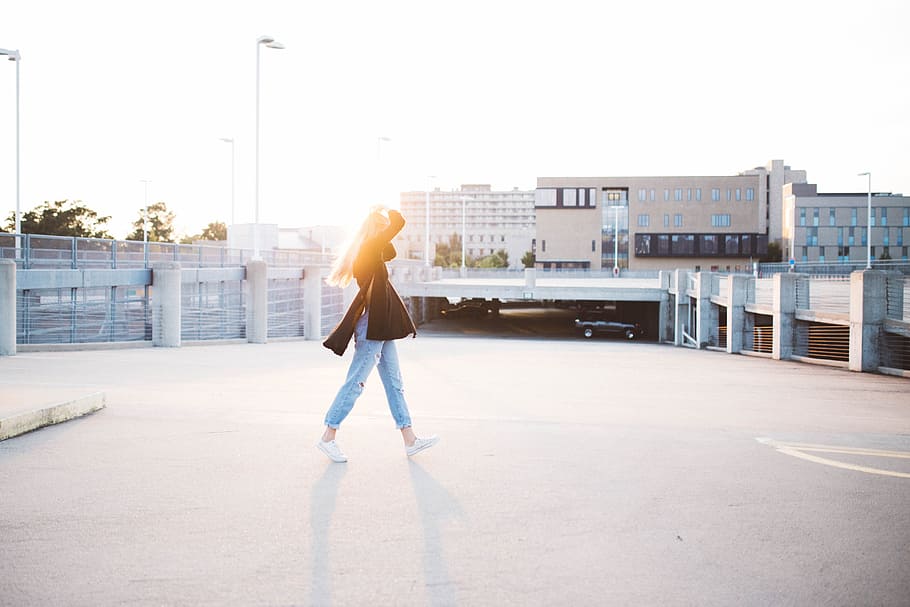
[636,214,731,228]
[636,188,755,203]
[799,246,909,262]
[801,226,906,247]
[798,207,910,227]
[634,233,769,257]
[536,187,755,208]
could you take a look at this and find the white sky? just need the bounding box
[1,0,908,239]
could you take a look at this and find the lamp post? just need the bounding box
[858,172,871,269]
[609,205,624,276]
[0,48,21,237]
[461,195,467,270]
[255,35,284,258]
[219,137,235,226]
[425,176,436,266]
[140,179,151,241]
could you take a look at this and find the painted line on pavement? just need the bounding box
[756,437,910,479]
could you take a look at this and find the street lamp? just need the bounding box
[425,175,436,266]
[461,195,468,271]
[0,48,21,236]
[255,35,284,258]
[140,179,151,242]
[858,172,871,269]
[609,205,624,276]
[219,137,235,226]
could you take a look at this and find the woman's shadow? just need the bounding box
[409,460,463,606]
[309,463,347,607]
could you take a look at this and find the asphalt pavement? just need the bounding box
[1,319,909,606]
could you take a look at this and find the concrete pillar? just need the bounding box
[772,272,798,360]
[0,260,16,356]
[694,272,712,349]
[303,265,323,340]
[849,270,886,372]
[726,275,748,354]
[151,262,181,347]
[673,268,688,346]
[245,259,268,344]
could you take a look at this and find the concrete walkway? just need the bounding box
[1,336,909,606]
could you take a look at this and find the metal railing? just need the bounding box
[0,233,331,269]
[795,276,851,315]
[758,259,910,277]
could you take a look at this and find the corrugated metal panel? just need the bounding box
[267,278,305,338]
[180,281,246,341]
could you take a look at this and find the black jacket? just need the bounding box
[323,210,417,355]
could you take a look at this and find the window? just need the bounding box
[812,208,819,227]
[700,235,717,254]
[799,208,806,227]
[664,189,670,201]
[727,189,732,201]
[712,214,731,227]
[592,240,596,252]
[650,189,656,201]
[535,189,557,207]
[687,188,692,201]
[851,208,858,226]
[904,209,909,226]
[542,240,546,252]
[695,188,702,201]
[848,227,855,246]
[735,188,742,201]
[638,214,650,227]
[725,234,740,255]
[711,188,720,201]
[638,188,647,202]
[663,214,670,227]
[881,208,888,227]
[674,214,683,227]
[829,209,836,226]
[746,188,754,201]
[674,188,683,201]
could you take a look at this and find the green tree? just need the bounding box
[181,221,227,244]
[521,250,536,268]
[477,249,509,268]
[762,241,783,262]
[3,200,112,238]
[434,233,466,268]
[126,201,176,242]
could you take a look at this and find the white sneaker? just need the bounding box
[406,435,440,457]
[317,439,347,463]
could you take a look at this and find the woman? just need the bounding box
[318,206,439,463]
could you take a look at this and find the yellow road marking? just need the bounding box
[756,437,910,479]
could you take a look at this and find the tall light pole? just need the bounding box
[461,195,467,270]
[858,172,872,269]
[255,35,284,258]
[609,205,623,276]
[425,175,436,266]
[219,137,235,226]
[0,48,21,236]
[140,179,151,243]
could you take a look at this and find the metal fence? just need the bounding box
[16,285,150,345]
[795,276,851,315]
[0,233,330,269]
[181,280,246,341]
[267,278,306,339]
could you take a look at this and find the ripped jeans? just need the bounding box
[324,311,412,429]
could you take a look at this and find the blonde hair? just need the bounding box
[326,206,390,287]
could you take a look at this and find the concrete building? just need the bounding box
[782,183,910,263]
[397,184,535,269]
[535,160,807,272]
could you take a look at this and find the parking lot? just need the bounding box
[1,330,909,605]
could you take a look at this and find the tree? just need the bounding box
[521,250,536,268]
[126,201,176,242]
[762,241,783,262]
[3,200,113,238]
[434,233,466,268]
[180,221,227,244]
[477,249,509,268]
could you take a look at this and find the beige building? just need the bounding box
[397,184,535,268]
[783,183,910,263]
[535,160,808,272]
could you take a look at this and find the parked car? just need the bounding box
[574,315,644,340]
[440,299,499,319]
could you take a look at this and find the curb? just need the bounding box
[0,392,106,441]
